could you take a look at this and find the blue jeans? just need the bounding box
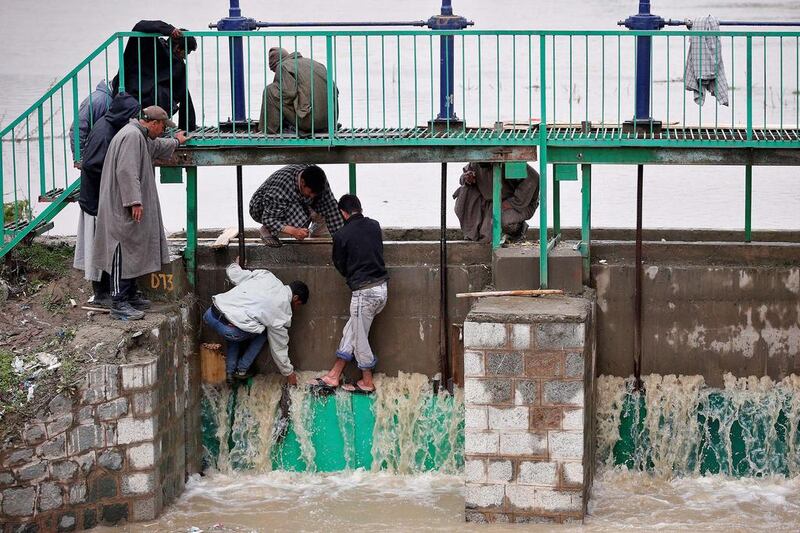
[203,307,268,374]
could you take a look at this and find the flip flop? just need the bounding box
[342,383,375,395]
[308,377,338,396]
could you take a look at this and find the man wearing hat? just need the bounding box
[92,105,188,320]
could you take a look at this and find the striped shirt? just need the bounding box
[249,164,344,235]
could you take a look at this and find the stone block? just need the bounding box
[68,483,86,504]
[531,407,562,430]
[543,380,583,406]
[486,352,523,376]
[83,365,119,404]
[464,379,512,405]
[23,423,46,444]
[465,459,486,483]
[514,380,538,405]
[16,460,48,481]
[38,433,67,459]
[465,511,488,523]
[534,489,582,512]
[465,408,488,430]
[514,514,558,524]
[74,452,95,474]
[465,484,504,509]
[488,407,529,430]
[132,497,157,521]
[38,482,63,511]
[562,408,584,431]
[98,450,123,471]
[0,471,14,485]
[510,324,531,350]
[518,461,557,485]
[67,425,103,455]
[487,460,512,483]
[548,431,584,460]
[48,393,73,416]
[92,474,118,500]
[97,398,128,421]
[121,360,158,390]
[499,432,547,456]
[465,431,499,455]
[47,414,74,437]
[561,463,583,487]
[464,322,507,349]
[59,513,77,532]
[5,449,33,467]
[77,406,94,423]
[83,508,97,529]
[2,486,36,516]
[122,472,154,495]
[132,390,157,416]
[463,351,485,377]
[535,322,585,350]
[117,417,155,445]
[505,484,536,509]
[101,503,128,525]
[51,460,78,481]
[525,353,562,377]
[565,352,584,377]
[127,443,156,470]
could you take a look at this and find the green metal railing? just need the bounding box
[2,29,799,286]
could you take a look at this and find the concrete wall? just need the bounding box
[463,295,595,524]
[194,240,491,378]
[0,304,200,531]
[592,241,800,386]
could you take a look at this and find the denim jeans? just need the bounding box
[203,307,268,374]
[336,281,388,370]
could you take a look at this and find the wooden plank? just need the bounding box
[456,289,564,298]
[210,227,238,249]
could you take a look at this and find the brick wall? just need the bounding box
[0,305,199,532]
[463,295,594,524]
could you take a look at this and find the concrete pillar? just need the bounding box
[463,294,595,524]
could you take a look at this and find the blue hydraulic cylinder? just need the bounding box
[213,0,259,123]
[621,1,666,122]
[427,0,472,122]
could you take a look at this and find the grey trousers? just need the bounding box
[336,281,388,369]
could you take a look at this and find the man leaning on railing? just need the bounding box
[111,20,198,131]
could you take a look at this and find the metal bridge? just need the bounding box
[2,18,800,286]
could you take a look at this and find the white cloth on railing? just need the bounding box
[684,15,729,106]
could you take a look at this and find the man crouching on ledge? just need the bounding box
[203,258,308,386]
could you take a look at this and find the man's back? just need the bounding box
[333,214,388,291]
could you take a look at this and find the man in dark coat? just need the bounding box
[311,194,389,394]
[72,92,140,307]
[112,20,197,131]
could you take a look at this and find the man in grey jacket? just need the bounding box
[203,259,308,385]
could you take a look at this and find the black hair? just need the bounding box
[338,194,362,215]
[289,281,309,305]
[174,31,197,55]
[299,165,327,195]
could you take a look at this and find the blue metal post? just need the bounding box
[427,0,472,122]
[212,0,259,123]
[621,1,666,126]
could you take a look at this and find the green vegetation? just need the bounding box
[3,198,31,221]
[0,349,25,419]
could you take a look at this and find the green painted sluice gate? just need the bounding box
[201,381,464,473]
[608,380,800,477]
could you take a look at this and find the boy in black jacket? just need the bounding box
[311,195,389,393]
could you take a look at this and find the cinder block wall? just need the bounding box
[463,295,594,524]
[0,305,200,531]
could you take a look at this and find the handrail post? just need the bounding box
[186,166,198,287]
[492,163,502,249]
[0,147,4,243]
[325,35,336,142]
[538,34,549,289]
[746,35,753,140]
[581,164,592,279]
[745,164,753,242]
[71,77,80,164]
[348,163,357,195]
[117,35,126,93]
[37,106,46,194]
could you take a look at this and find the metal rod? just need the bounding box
[186,167,198,287]
[439,162,451,386]
[236,165,246,266]
[633,164,644,391]
[252,21,428,28]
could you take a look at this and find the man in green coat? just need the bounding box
[259,47,338,135]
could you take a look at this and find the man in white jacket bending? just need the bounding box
[203,259,308,385]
